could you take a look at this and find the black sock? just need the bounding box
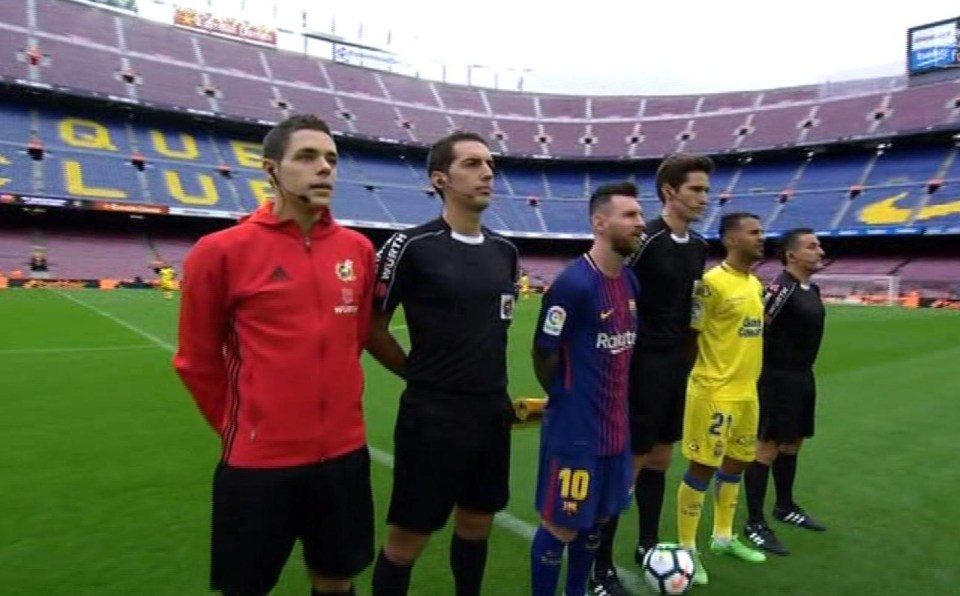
[772,453,798,510]
[635,468,666,550]
[450,534,488,596]
[312,587,355,596]
[744,461,770,523]
[593,515,618,575]
[372,548,412,596]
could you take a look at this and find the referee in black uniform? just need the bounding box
[591,154,713,595]
[744,227,827,556]
[366,131,519,596]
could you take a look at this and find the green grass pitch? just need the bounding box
[1,289,959,595]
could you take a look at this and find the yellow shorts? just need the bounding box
[160,282,175,292]
[681,392,758,467]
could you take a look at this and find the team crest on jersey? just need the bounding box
[628,299,636,311]
[500,294,515,320]
[336,259,356,282]
[542,305,566,336]
[562,501,579,515]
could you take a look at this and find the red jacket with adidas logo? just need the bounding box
[174,202,376,467]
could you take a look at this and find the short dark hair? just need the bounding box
[778,227,816,265]
[427,131,489,198]
[262,114,333,162]
[719,212,760,239]
[589,181,638,216]
[655,153,715,203]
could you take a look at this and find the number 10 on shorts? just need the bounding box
[557,468,590,500]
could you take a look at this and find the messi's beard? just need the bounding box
[612,236,638,258]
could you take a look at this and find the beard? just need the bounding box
[612,235,639,257]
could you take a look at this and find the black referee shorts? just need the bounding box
[629,344,691,455]
[758,367,817,444]
[210,447,374,594]
[388,391,512,533]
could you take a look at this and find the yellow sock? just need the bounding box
[677,474,708,549]
[713,471,742,541]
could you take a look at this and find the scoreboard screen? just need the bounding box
[908,17,960,76]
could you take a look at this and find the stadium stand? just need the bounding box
[1,100,959,237]
[0,227,37,274]
[1,0,959,294]
[2,0,959,160]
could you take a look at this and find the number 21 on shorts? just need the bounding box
[557,468,590,500]
[708,412,733,436]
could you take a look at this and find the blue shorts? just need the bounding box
[535,442,633,530]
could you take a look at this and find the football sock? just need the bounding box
[636,467,667,550]
[593,515,618,573]
[450,534,488,596]
[713,470,742,542]
[744,461,771,523]
[677,472,709,550]
[372,549,412,596]
[772,453,798,509]
[566,525,600,596]
[531,525,565,596]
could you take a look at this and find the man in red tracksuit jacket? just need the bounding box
[174,115,376,596]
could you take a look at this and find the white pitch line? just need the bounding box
[56,291,176,352]
[56,291,644,593]
[0,344,158,355]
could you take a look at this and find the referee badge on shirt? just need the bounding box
[500,293,515,320]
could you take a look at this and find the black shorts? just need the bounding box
[388,392,512,533]
[629,344,691,454]
[211,447,374,594]
[758,367,816,444]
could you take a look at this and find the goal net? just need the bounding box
[811,274,901,306]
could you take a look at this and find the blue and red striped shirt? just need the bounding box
[534,253,639,456]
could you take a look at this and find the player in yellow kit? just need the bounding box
[676,212,768,585]
[519,272,532,299]
[158,265,177,300]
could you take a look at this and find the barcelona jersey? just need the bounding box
[533,254,639,456]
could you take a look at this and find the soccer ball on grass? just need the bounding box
[642,543,695,595]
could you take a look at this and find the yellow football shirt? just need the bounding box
[689,262,764,401]
[160,267,175,283]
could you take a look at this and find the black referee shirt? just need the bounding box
[374,218,519,401]
[626,217,708,348]
[763,270,826,370]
